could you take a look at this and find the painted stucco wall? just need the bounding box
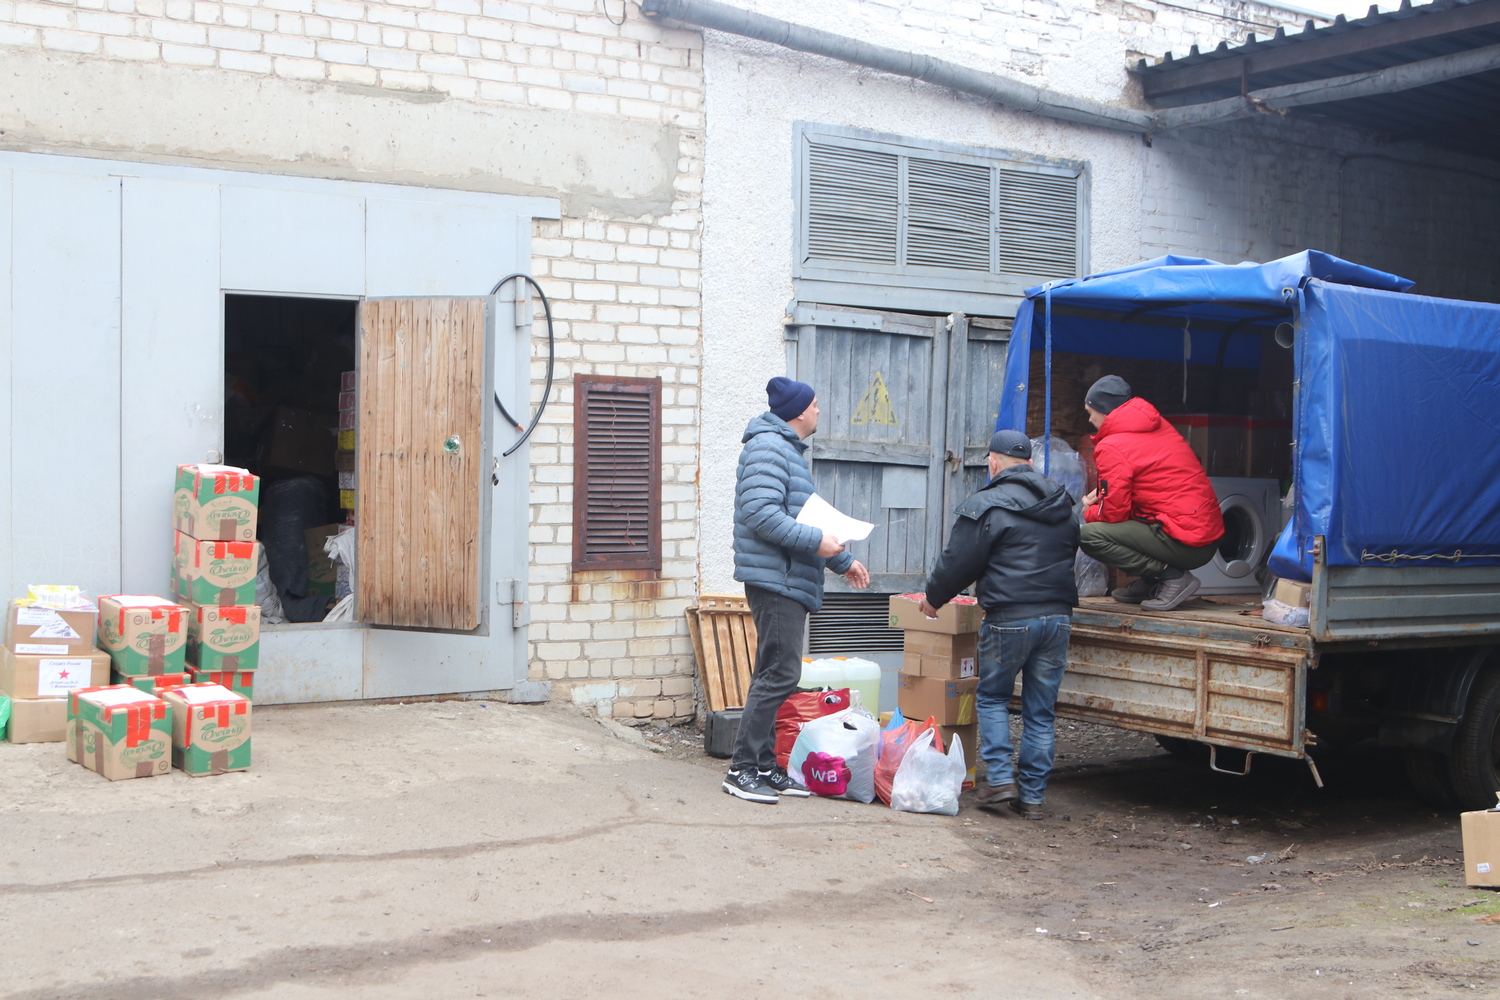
[696,0,1500,602]
[695,0,1310,598]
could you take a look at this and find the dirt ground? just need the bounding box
[2,700,1496,999]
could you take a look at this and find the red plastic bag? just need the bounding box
[874,713,944,806]
[773,688,850,768]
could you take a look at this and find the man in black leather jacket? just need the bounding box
[919,430,1080,819]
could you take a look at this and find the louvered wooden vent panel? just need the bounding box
[907,158,992,272]
[807,144,899,265]
[999,169,1079,280]
[808,592,904,654]
[573,375,661,571]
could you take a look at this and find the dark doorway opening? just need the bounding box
[224,294,356,622]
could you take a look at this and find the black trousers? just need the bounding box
[730,585,808,772]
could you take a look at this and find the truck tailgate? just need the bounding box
[1056,602,1314,758]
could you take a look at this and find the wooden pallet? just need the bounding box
[686,594,758,712]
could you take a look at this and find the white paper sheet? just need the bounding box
[795,493,875,543]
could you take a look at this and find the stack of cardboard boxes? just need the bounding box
[2,592,110,742]
[65,679,251,780]
[889,594,981,789]
[171,464,262,700]
[337,369,356,518]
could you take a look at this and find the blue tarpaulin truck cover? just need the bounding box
[996,250,1500,582]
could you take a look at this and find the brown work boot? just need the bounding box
[1011,799,1044,820]
[1141,572,1202,612]
[976,782,1018,811]
[1110,576,1158,604]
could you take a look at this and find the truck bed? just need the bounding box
[1056,595,1313,759]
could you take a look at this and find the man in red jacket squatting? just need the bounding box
[1078,375,1226,612]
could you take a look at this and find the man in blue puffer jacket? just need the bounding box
[724,377,869,803]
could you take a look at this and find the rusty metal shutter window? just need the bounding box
[807,144,899,266]
[573,374,662,572]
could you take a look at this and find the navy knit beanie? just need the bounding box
[767,377,816,421]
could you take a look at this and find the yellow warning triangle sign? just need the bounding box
[851,371,899,426]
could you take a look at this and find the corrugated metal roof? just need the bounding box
[1136,0,1500,159]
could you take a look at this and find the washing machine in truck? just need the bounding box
[1196,478,1283,594]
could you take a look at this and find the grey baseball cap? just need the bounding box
[988,429,1032,459]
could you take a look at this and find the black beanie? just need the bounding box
[766,377,816,421]
[1085,375,1132,415]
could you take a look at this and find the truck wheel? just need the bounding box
[1154,734,1205,759]
[1447,667,1500,810]
[1403,748,1459,808]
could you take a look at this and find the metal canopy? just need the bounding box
[1137,0,1500,159]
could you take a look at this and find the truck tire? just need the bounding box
[1447,667,1500,810]
[1403,748,1459,809]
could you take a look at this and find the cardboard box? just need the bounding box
[1272,578,1310,608]
[897,673,978,726]
[1,647,111,698]
[5,600,98,654]
[190,669,254,701]
[338,390,357,412]
[265,406,337,475]
[1167,414,1247,478]
[1245,418,1292,480]
[306,524,340,597]
[335,449,356,473]
[889,594,983,635]
[338,409,356,430]
[337,429,355,451]
[97,596,187,676]
[186,604,261,672]
[340,370,357,392]
[1461,806,1500,887]
[339,489,356,510]
[118,672,192,697]
[7,697,66,743]
[176,534,259,606]
[162,683,251,776]
[942,722,979,791]
[67,686,173,780]
[903,631,978,679]
[173,464,259,542]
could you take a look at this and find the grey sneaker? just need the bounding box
[759,766,812,797]
[1110,576,1159,604]
[722,768,779,804]
[1141,572,1202,611]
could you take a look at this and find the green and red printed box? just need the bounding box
[66,685,172,781]
[172,533,259,606]
[161,683,251,776]
[174,464,259,541]
[97,596,187,676]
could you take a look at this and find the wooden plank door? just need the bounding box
[357,297,487,630]
[943,314,1012,540]
[792,307,949,594]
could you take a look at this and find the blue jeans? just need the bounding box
[975,613,1072,805]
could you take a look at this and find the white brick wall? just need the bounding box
[0,0,702,124]
[1143,115,1500,303]
[525,210,705,722]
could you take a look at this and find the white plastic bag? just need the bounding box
[787,707,881,803]
[324,526,357,601]
[890,728,965,816]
